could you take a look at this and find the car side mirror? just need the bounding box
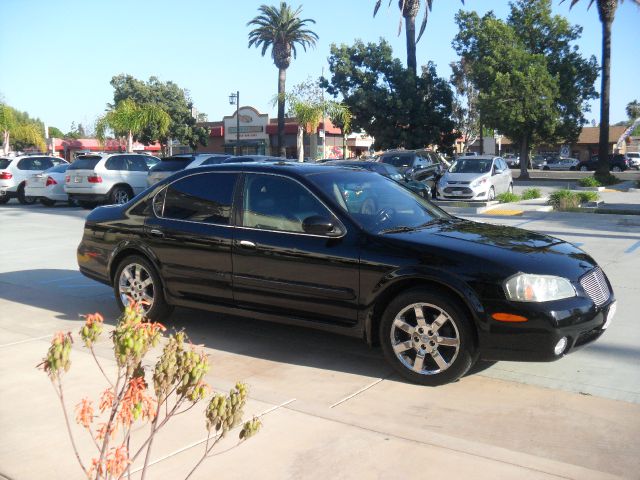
[302,215,342,237]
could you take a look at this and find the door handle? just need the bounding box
[238,240,256,249]
[149,229,164,238]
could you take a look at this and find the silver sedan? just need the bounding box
[25,163,73,206]
[540,157,580,171]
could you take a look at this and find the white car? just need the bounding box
[627,152,640,170]
[0,155,67,204]
[64,153,153,209]
[540,157,580,171]
[25,163,73,206]
[147,153,232,186]
[436,156,513,201]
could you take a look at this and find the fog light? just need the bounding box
[554,337,568,355]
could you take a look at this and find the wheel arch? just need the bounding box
[108,243,161,284]
[109,183,135,197]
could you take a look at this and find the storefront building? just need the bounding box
[48,138,161,160]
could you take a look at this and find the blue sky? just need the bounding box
[1,0,638,134]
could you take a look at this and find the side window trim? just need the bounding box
[237,172,346,238]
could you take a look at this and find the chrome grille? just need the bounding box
[580,268,610,306]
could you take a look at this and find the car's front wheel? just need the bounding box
[488,186,496,201]
[113,255,173,322]
[611,166,622,172]
[379,288,476,386]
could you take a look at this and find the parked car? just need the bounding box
[540,157,580,171]
[378,151,446,189]
[436,156,512,201]
[577,154,630,172]
[0,155,67,204]
[627,152,640,169]
[24,163,74,206]
[323,160,431,198]
[502,154,520,168]
[147,154,232,186]
[64,153,152,209]
[77,163,615,386]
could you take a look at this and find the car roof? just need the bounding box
[455,155,498,160]
[181,161,377,180]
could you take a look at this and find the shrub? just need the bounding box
[38,302,261,480]
[548,189,579,210]
[578,176,601,187]
[496,192,521,203]
[577,191,599,203]
[521,188,541,200]
[595,172,619,186]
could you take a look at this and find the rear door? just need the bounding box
[125,155,150,194]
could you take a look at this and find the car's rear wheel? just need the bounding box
[0,195,9,205]
[579,165,589,171]
[110,186,132,205]
[39,198,56,207]
[380,288,475,386]
[543,166,550,171]
[114,255,173,322]
[611,166,622,172]
[17,184,36,205]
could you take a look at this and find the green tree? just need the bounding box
[110,75,209,152]
[450,59,479,153]
[627,100,640,120]
[454,0,598,177]
[0,103,46,154]
[373,0,465,75]
[247,2,318,157]
[563,0,640,179]
[48,126,65,138]
[323,39,456,152]
[96,99,170,153]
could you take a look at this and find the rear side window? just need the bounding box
[160,172,238,224]
[150,157,193,172]
[68,156,101,170]
[0,159,12,169]
[105,155,127,171]
[201,156,230,166]
[17,157,54,170]
[127,156,149,172]
[380,154,414,168]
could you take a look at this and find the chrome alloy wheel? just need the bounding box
[114,189,131,204]
[118,263,154,312]
[390,302,460,375]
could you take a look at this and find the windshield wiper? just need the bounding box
[379,226,416,234]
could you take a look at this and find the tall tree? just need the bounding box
[454,1,598,177]
[247,2,318,157]
[373,0,464,75]
[0,103,46,154]
[323,39,456,152]
[95,99,170,153]
[450,59,479,153]
[627,100,640,120]
[563,0,640,179]
[110,75,209,152]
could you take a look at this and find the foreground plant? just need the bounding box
[38,301,261,479]
[521,188,541,200]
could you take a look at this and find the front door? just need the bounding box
[144,171,239,304]
[232,173,360,326]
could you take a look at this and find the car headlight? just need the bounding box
[504,273,576,302]
[471,177,488,188]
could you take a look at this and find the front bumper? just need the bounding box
[477,295,615,362]
[437,184,490,201]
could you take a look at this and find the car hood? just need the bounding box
[379,219,597,281]
[441,172,486,183]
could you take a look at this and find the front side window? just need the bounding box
[242,174,334,233]
[380,154,414,168]
[160,172,238,224]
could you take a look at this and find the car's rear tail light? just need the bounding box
[0,171,12,180]
[65,175,70,183]
[46,176,57,187]
[88,175,102,183]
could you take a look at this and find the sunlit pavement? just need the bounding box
[1,203,639,479]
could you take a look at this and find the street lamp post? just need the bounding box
[228,91,240,155]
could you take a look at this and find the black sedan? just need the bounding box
[77,163,615,386]
[323,160,431,198]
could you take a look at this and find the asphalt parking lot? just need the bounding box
[1,203,639,479]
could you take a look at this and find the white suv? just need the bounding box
[627,152,640,170]
[0,155,67,204]
[64,153,153,208]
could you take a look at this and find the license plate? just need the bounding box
[602,301,616,330]
[74,176,82,183]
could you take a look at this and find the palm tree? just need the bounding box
[0,104,46,155]
[96,99,170,153]
[564,0,640,179]
[373,0,464,75]
[247,2,318,157]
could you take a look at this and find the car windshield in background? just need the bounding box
[450,159,492,174]
[0,159,12,169]
[310,170,449,234]
[68,156,102,170]
[150,157,194,172]
[45,164,69,174]
[381,155,413,168]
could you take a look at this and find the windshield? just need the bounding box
[150,157,193,172]
[309,170,450,234]
[380,154,414,168]
[0,159,11,169]
[68,156,101,170]
[449,158,493,174]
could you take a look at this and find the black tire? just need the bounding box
[379,288,476,386]
[611,166,622,172]
[17,183,36,205]
[110,185,132,205]
[488,186,496,201]
[78,201,97,210]
[579,165,589,172]
[39,198,56,207]
[508,183,513,194]
[0,195,9,205]
[113,255,173,322]
[543,166,550,171]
